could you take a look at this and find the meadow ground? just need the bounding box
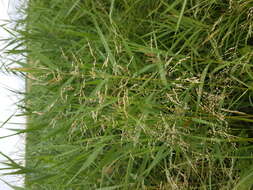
[2,0,253,189]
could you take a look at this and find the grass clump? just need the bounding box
[3,0,253,189]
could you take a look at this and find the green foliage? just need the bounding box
[2,0,253,189]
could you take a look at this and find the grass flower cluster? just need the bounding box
[2,0,253,189]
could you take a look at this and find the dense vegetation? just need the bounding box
[3,0,253,189]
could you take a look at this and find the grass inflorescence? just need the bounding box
[2,0,253,189]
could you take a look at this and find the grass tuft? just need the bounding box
[2,0,253,189]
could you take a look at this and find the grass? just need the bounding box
[1,0,253,189]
